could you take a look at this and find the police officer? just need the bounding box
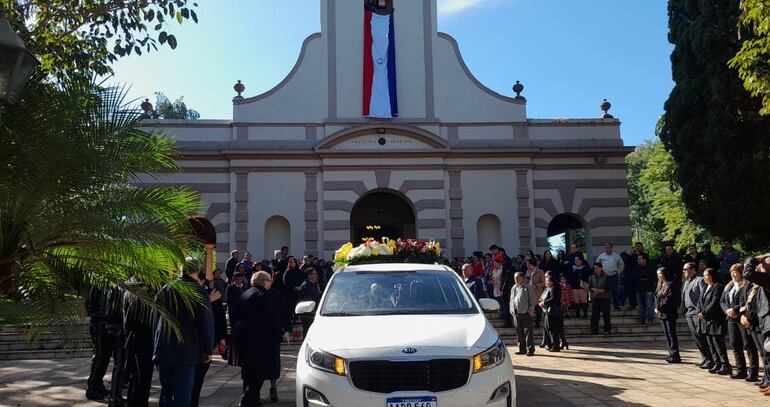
[123,279,155,407]
[85,284,117,400]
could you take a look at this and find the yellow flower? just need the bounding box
[334,242,353,261]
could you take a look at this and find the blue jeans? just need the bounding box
[637,292,654,322]
[158,363,195,407]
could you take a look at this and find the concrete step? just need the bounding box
[0,348,93,360]
[490,317,688,328]
[501,333,694,346]
[496,325,690,336]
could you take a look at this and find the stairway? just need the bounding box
[485,309,693,346]
[1,308,691,360]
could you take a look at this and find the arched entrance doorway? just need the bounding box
[189,217,216,280]
[350,191,416,244]
[547,213,591,259]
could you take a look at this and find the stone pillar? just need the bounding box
[234,172,249,248]
[516,170,533,253]
[304,172,319,257]
[448,170,465,258]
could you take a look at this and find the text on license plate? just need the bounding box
[386,396,437,407]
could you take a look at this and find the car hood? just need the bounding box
[305,313,499,357]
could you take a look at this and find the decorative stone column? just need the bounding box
[305,172,319,257]
[234,172,249,247]
[448,170,465,258]
[516,170,533,252]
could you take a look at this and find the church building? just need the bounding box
[137,0,633,267]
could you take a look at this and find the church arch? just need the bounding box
[350,190,416,243]
[547,213,592,260]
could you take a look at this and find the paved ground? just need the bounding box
[0,343,768,406]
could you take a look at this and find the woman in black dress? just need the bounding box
[235,271,290,407]
[654,267,680,363]
[282,256,304,322]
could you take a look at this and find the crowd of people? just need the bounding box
[85,246,330,407]
[456,241,770,397]
[83,239,770,405]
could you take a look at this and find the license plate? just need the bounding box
[386,396,437,407]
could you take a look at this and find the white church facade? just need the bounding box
[137,0,633,266]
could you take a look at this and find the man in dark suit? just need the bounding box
[698,269,731,375]
[225,250,240,282]
[682,262,713,369]
[154,258,214,407]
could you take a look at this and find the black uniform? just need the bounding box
[122,291,154,407]
[698,283,731,373]
[85,285,120,399]
[655,282,680,361]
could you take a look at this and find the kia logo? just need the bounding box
[402,347,417,354]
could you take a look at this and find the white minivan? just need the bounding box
[294,263,516,407]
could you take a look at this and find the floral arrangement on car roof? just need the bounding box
[333,237,442,269]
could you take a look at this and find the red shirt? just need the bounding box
[472,262,483,278]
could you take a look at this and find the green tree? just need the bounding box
[730,0,770,115]
[1,0,198,79]
[627,136,711,252]
[149,92,200,120]
[661,0,770,251]
[0,75,204,331]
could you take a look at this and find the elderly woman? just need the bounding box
[235,271,290,407]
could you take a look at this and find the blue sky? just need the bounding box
[110,0,673,147]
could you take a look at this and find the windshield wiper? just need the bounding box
[321,312,361,316]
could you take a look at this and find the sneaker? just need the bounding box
[514,351,527,355]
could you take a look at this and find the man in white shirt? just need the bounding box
[595,243,625,310]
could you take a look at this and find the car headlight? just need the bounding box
[306,345,346,376]
[473,337,506,373]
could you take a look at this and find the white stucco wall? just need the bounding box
[247,172,306,259]
[460,170,518,254]
[233,35,328,123]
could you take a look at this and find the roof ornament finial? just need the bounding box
[512,80,526,102]
[600,98,614,119]
[233,80,245,101]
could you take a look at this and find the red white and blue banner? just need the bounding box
[363,7,398,118]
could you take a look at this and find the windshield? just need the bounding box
[319,270,477,316]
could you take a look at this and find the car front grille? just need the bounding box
[348,359,470,393]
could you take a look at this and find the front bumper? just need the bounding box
[295,353,516,407]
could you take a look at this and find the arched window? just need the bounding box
[264,216,291,260]
[477,214,501,252]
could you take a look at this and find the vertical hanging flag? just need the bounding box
[363,7,398,118]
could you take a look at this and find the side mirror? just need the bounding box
[295,301,317,315]
[479,298,500,311]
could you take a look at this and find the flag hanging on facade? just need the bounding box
[363,7,398,118]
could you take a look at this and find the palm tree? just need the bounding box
[0,75,205,336]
